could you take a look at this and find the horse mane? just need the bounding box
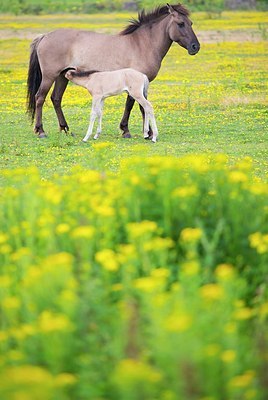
[120,3,190,35]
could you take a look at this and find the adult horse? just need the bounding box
[27,3,200,138]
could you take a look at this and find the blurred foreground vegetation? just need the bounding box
[0,155,267,399]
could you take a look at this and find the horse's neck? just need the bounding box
[132,17,172,63]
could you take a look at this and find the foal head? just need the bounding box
[166,4,200,55]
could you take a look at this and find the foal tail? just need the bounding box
[27,35,44,122]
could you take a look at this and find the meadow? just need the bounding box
[0,9,268,400]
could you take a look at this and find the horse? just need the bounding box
[27,3,200,138]
[65,68,158,143]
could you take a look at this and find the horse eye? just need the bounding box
[178,22,185,28]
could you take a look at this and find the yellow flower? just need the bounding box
[95,249,119,272]
[200,284,224,301]
[133,277,159,292]
[0,275,12,288]
[234,307,253,320]
[165,313,192,332]
[180,228,202,243]
[172,185,198,198]
[229,171,248,183]
[215,264,235,280]
[2,296,21,310]
[38,311,73,333]
[127,220,158,239]
[113,359,162,384]
[56,223,70,234]
[221,350,236,363]
[55,373,77,387]
[0,232,9,244]
[181,260,200,276]
[229,370,255,388]
[249,232,268,254]
[71,226,95,239]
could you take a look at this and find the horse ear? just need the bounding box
[167,3,175,14]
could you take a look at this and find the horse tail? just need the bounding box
[27,35,44,122]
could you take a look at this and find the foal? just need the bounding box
[65,68,158,143]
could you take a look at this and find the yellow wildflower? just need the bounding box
[172,185,198,198]
[221,350,236,363]
[200,284,224,301]
[133,277,159,292]
[38,311,73,333]
[181,260,200,276]
[234,307,253,320]
[0,232,9,244]
[113,359,162,384]
[55,373,77,387]
[127,220,158,239]
[215,263,235,280]
[95,249,119,272]
[165,313,192,332]
[229,370,255,388]
[229,171,248,183]
[56,223,70,234]
[180,227,202,243]
[71,225,95,239]
[2,296,21,310]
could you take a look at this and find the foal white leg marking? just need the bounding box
[82,98,100,142]
[94,99,104,140]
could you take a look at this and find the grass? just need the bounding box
[0,11,267,183]
[0,12,268,181]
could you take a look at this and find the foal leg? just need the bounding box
[136,97,158,143]
[35,77,54,137]
[94,99,104,140]
[120,95,135,138]
[82,98,100,142]
[51,74,70,133]
[139,103,154,140]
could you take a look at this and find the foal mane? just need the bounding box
[70,69,99,77]
[120,3,190,35]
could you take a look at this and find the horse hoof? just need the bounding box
[37,132,47,139]
[122,133,132,138]
[82,139,87,143]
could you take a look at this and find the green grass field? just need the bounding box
[0,11,267,181]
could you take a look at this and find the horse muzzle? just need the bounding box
[188,42,200,55]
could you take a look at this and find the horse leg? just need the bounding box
[94,99,104,140]
[119,95,135,138]
[51,74,70,133]
[139,104,154,140]
[35,78,54,137]
[82,98,99,142]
